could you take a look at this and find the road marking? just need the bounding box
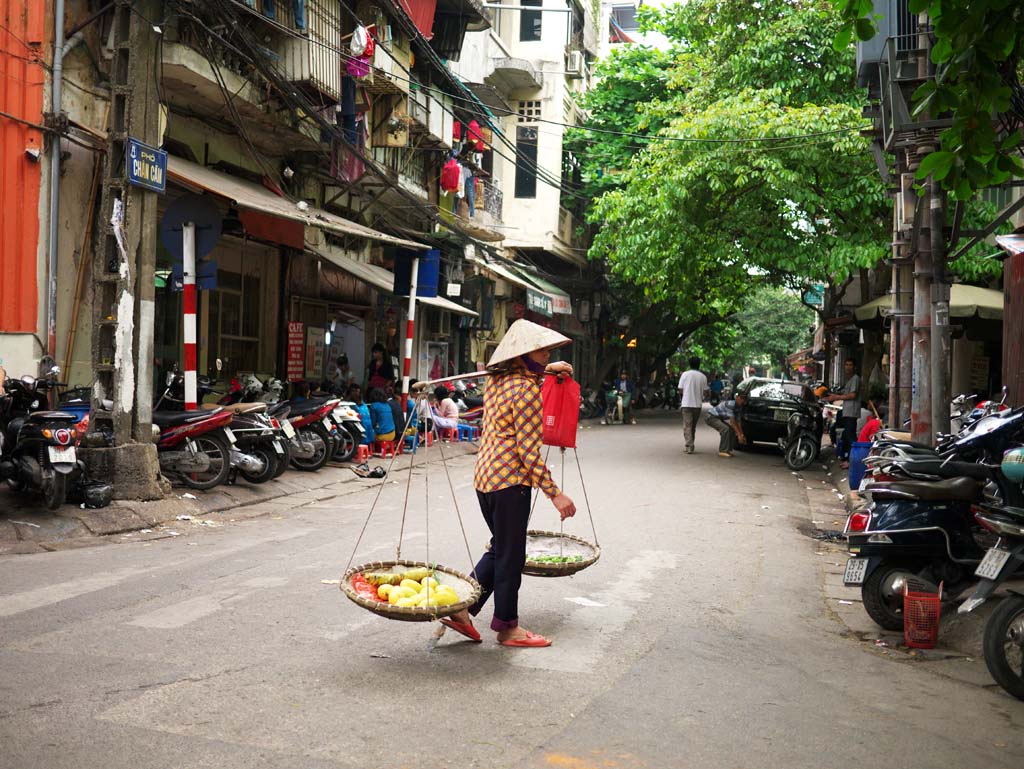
[0,566,148,618]
[509,550,678,674]
[128,577,290,629]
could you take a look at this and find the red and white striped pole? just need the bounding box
[400,255,420,415]
[182,221,198,411]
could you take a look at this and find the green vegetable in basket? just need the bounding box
[528,555,584,564]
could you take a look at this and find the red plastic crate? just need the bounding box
[903,580,942,649]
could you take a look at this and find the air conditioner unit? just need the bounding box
[566,50,585,79]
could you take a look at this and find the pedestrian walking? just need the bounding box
[825,358,861,470]
[440,319,576,648]
[677,356,708,454]
[705,393,748,457]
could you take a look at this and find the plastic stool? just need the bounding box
[355,444,370,463]
[424,431,435,447]
[374,441,396,458]
[441,427,458,442]
[457,424,473,441]
[404,433,419,453]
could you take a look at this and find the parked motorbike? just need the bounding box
[957,449,1024,701]
[843,407,1024,630]
[0,366,81,509]
[780,405,825,471]
[153,406,235,490]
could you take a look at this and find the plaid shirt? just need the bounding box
[474,369,560,499]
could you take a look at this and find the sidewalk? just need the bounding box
[0,441,478,555]
[797,452,1005,690]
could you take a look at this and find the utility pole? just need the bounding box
[910,144,934,444]
[889,153,914,430]
[84,0,164,499]
[929,178,951,436]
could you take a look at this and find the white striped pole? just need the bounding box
[182,222,198,411]
[400,255,420,414]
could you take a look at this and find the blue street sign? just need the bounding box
[170,260,218,292]
[126,138,167,193]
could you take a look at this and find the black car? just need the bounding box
[734,377,819,445]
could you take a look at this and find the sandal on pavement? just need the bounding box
[440,618,482,642]
[498,631,552,648]
[368,466,386,479]
[350,463,371,478]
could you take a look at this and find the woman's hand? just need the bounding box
[553,493,576,520]
[545,361,574,377]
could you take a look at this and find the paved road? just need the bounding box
[1,411,1022,769]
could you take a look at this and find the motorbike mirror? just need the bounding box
[49,365,61,376]
[216,358,223,372]
[166,371,175,386]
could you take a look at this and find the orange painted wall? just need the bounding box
[0,0,44,332]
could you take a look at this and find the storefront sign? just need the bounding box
[550,294,572,315]
[526,289,553,317]
[286,322,305,381]
[306,326,325,379]
[126,137,167,193]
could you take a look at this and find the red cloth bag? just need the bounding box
[542,374,581,448]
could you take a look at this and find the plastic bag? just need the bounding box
[350,26,368,56]
[542,374,581,448]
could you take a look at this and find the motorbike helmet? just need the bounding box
[813,385,829,399]
[1002,447,1024,484]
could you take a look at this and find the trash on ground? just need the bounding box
[370,653,391,659]
[321,579,341,585]
[874,639,889,647]
[838,600,854,605]
[180,493,197,499]
[10,520,41,528]
[176,514,193,521]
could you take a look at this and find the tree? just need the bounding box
[832,0,1024,199]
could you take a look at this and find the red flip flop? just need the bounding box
[498,631,552,648]
[439,618,482,643]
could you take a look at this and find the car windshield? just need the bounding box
[743,380,808,404]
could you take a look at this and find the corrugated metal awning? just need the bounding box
[420,295,479,317]
[167,156,429,251]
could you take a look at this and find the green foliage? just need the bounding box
[832,0,1024,198]
[582,0,889,333]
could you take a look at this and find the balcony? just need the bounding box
[486,58,543,93]
[355,32,412,96]
[557,207,584,250]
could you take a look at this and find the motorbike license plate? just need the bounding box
[773,409,789,422]
[223,427,237,444]
[843,557,869,585]
[975,547,1012,580]
[352,422,365,435]
[858,476,872,492]
[47,446,76,464]
[272,440,284,455]
[281,420,296,439]
[322,418,334,431]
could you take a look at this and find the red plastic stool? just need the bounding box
[374,441,396,458]
[441,427,458,442]
[424,431,435,447]
[355,444,370,463]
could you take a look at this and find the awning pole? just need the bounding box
[401,256,420,415]
[182,222,198,410]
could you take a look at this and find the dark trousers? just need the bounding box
[468,485,530,631]
[837,416,858,459]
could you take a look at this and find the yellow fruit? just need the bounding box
[433,592,457,607]
[420,577,439,589]
[400,579,422,592]
[395,597,418,608]
[364,571,402,586]
[377,584,392,599]
[402,568,430,581]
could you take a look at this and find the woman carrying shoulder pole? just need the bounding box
[440,320,576,648]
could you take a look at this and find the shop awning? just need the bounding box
[311,245,477,316]
[469,257,537,291]
[419,295,479,317]
[514,269,572,315]
[854,284,1004,323]
[167,156,429,250]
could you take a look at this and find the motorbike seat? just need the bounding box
[284,400,324,417]
[267,402,291,418]
[27,410,78,423]
[152,409,222,427]
[202,402,267,414]
[893,459,993,482]
[868,476,980,502]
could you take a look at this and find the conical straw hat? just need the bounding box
[487,319,571,369]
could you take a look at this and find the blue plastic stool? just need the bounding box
[403,433,419,454]
[848,441,872,489]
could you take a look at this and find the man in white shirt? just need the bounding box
[677,357,709,454]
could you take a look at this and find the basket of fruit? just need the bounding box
[522,530,600,577]
[341,560,481,622]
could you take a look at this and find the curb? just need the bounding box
[0,441,478,554]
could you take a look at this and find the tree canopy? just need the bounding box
[832,0,1024,198]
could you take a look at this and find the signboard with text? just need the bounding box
[126,138,167,193]
[286,322,305,381]
[526,289,553,317]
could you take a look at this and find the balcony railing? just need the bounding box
[477,177,503,222]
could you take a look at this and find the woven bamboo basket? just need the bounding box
[522,530,601,577]
[340,559,481,622]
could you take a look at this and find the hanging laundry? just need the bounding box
[455,163,466,199]
[440,157,461,192]
[461,164,475,217]
[467,120,484,151]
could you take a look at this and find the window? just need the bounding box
[210,269,261,378]
[515,125,538,198]
[611,4,640,32]
[518,100,541,123]
[520,0,542,41]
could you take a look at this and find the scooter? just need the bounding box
[957,456,1024,701]
[153,407,236,490]
[602,386,632,425]
[0,366,81,509]
[780,406,825,471]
